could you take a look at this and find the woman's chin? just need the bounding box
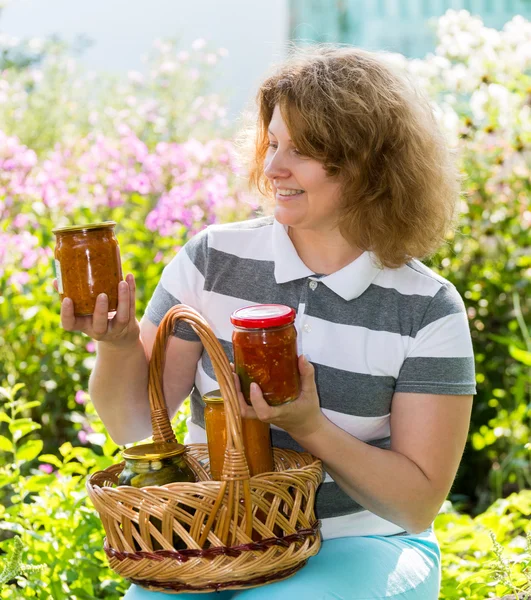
[274,205,303,227]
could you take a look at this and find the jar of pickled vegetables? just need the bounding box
[118,442,196,487]
[231,305,300,406]
[203,390,274,480]
[118,442,196,551]
[52,221,123,316]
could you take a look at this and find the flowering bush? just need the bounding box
[386,10,531,512]
[0,37,257,480]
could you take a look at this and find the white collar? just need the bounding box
[272,219,382,301]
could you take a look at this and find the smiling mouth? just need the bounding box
[276,189,305,197]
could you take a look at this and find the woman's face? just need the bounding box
[264,105,343,233]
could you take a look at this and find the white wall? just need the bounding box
[1,0,289,118]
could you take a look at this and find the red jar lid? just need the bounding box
[230,304,296,329]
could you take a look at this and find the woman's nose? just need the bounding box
[264,150,290,180]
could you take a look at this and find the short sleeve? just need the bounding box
[395,284,476,396]
[143,228,209,342]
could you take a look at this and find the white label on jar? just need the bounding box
[54,259,64,294]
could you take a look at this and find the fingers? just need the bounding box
[60,298,76,331]
[233,373,256,419]
[53,279,58,292]
[92,293,110,336]
[113,280,130,327]
[127,273,136,318]
[249,382,276,422]
[298,354,316,392]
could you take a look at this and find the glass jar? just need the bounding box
[52,221,123,316]
[203,390,274,480]
[231,304,300,406]
[118,442,196,487]
[118,442,196,551]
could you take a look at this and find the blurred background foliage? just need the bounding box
[0,8,530,599]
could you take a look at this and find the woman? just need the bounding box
[59,46,475,599]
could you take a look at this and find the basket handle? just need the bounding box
[148,304,250,480]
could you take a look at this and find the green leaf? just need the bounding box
[0,473,15,488]
[39,454,64,468]
[0,383,25,401]
[9,419,41,442]
[13,400,41,415]
[24,474,57,492]
[16,440,44,462]
[509,345,531,366]
[0,435,14,453]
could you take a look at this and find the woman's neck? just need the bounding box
[288,226,363,275]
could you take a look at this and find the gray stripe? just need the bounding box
[202,250,462,337]
[306,283,434,336]
[145,283,200,341]
[396,357,476,395]
[420,284,465,328]
[183,229,208,277]
[196,350,393,418]
[204,247,303,306]
[314,364,394,417]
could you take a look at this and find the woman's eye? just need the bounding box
[267,142,277,150]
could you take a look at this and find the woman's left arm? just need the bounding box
[236,355,473,535]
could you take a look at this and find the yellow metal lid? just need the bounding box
[52,221,116,234]
[203,389,224,403]
[121,441,185,461]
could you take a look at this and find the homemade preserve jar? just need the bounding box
[203,390,274,480]
[231,304,300,406]
[118,442,196,488]
[52,221,123,316]
[118,442,196,551]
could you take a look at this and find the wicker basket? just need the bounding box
[86,304,323,594]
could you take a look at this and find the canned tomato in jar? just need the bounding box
[230,304,300,406]
[203,390,274,480]
[52,221,123,316]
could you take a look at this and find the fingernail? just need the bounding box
[98,293,107,302]
[251,383,258,393]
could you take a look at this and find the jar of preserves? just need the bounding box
[118,442,196,551]
[118,442,196,488]
[203,390,274,480]
[52,221,123,316]
[231,305,300,406]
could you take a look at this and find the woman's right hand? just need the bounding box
[55,273,140,348]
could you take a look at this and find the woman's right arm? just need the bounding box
[60,274,202,445]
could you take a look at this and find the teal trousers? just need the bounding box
[123,527,440,600]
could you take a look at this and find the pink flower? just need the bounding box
[78,430,88,445]
[75,390,89,405]
[39,464,54,474]
[86,341,96,353]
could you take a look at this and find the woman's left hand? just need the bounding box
[232,355,326,441]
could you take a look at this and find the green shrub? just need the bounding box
[437,491,531,599]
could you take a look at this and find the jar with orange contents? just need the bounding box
[52,221,123,316]
[203,390,274,480]
[230,304,300,406]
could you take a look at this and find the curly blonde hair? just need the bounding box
[246,45,460,268]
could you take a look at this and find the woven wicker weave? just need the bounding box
[87,304,323,593]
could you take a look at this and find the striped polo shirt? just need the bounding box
[145,216,476,539]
